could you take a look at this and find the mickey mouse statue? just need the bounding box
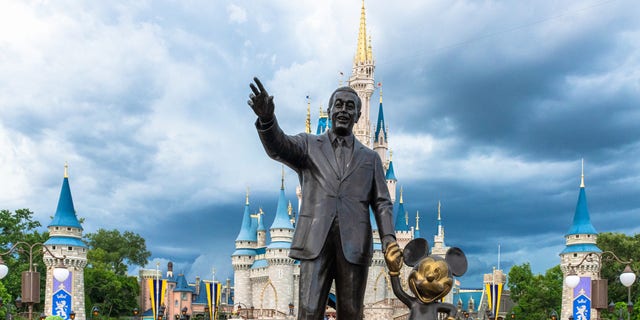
[385,238,468,320]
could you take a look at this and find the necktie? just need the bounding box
[336,137,347,174]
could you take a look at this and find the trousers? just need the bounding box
[297,217,369,320]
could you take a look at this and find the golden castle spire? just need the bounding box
[415,211,420,230]
[399,186,404,203]
[64,162,69,178]
[355,0,372,64]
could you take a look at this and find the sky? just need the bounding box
[1,0,639,287]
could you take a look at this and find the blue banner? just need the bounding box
[52,272,73,319]
[572,277,591,320]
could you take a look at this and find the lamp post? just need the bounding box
[550,310,558,320]
[608,301,633,320]
[91,306,99,320]
[564,251,636,320]
[0,242,69,320]
[69,311,75,320]
[133,308,139,320]
[180,307,188,320]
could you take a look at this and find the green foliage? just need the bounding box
[84,228,149,317]
[84,229,151,275]
[0,209,49,312]
[0,281,12,320]
[45,316,64,320]
[84,267,139,318]
[507,263,562,320]
[596,232,640,320]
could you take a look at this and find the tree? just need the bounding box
[84,266,139,317]
[597,232,640,320]
[83,228,150,317]
[0,209,49,311]
[84,229,151,275]
[507,263,562,320]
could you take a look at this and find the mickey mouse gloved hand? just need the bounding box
[384,241,403,277]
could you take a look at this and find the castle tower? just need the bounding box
[265,170,296,313]
[232,190,257,307]
[385,152,397,203]
[43,164,88,320]
[256,208,267,248]
[431,201,449,257]
[560,161,602,320]
[373,84,388,167]
[348,0,375,147]
[483,268,507,315]
[394,188,413,248]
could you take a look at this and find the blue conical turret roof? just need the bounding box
[374,94,387,143]
[394,189,410,231]
[235,192,257,242]
[48,169,82,229]
[566,186,598,235]
[257,209,266,231]
[270,179,294,230]
[386,160,397,181]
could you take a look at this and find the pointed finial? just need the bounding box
[405,210,409,226]
[355,0,369,64]
[389,149,393,162]
[281,165,285,190]
[287,201,293,216]
[64,162,69,178]
[438,201,441,220]
[415,211,420,230]
[305,95,311,134]
[399,186,404,203]
[246,187,250,205]
[580,158,585,188]
[378,82,383,104]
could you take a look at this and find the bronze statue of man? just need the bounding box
[248,77,402,320]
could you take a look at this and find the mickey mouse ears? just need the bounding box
[403,238,429,267]
[446,247,468,277]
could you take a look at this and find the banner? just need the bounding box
[572,277,591,320]
[148,278,167,320]
[206,282,222,319]
[485,283,503,315]
[52,272,73,319]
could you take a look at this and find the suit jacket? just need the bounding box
[256,117,395,265]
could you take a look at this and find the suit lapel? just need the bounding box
[342,140,366,180]
[318,134,341,176]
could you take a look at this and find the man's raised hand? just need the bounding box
[248,77,274,122]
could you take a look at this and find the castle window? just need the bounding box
[181,293,187,301]
[52,246,56,250]
[55,227,59,230]
[68,246,73,251]
[67,227,71,231]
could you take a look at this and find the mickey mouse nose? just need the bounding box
[426,274,436,282]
